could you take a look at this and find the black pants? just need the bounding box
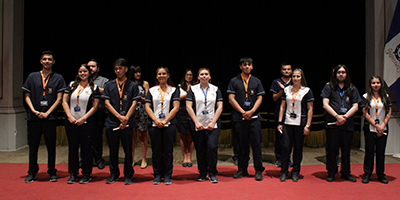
[232,125,239,161]
[280,124,305,176]
[325,128,353,177]
[274,120,283,161]
[191,128,220,176]
[106,127,134,178]
[148,125,176,179]
[363,124,388,178]
[27,121,57,176]
[92,110,106,164]
[234,120,265,173]
[65,121,94,176]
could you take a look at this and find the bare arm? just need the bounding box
[243,95,263,120]
[39,92,62,119]
[303,102,313,135]
[186,100,204,130]
[62,93,76,124]
[277,99,286,133]
[228,94,246,115]
[206,101,223,130]
[24,93,40,117]
[142,81,150,103]
[162,101,180,126]
[322,98,345,125]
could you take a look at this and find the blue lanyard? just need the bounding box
[200,84,209,107]
[337,86,345,105]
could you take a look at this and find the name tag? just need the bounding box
[202,110,209,115]
[244,101,251,107]
[40,101,48,107]
[339,107,347,114]
[375,119,380,125]
[159,113,165,120]
[74,105,81,112]
[290,112,297,118]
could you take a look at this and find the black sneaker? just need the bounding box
[255,171,263,181]
[79,175,91,184]
[153,175,161,185]
[49,174,59,182]
[292,174,299,182]
[210,175,219,183]
[280,174,287,182]
[105,174,119,184]
[341,175,356,182]
[233,159,238,166]
[197,173,207,181]
[326,176,335,182]
[378,176,388,184]
[362,175,370,184]
[275,160,281,167]
[164,177,172,185]
[24,175,36,183]
[233,171,249,179]
[124,177,133,185]
[67,175,78,184]
[97,162,105,170]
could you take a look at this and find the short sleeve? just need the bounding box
[186,88,194,102]
[216,88,223,102]
[320,83,330,98]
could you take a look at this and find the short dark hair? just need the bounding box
[89,59,99,67]
[239,57,253,65]
[281,62,291,67]
[41,51,55,59]
[113,58,128,67]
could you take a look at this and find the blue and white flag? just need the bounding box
[384,0,400,112]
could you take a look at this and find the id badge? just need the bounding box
[159,113,165,120]
[375,119,380,125]
[290,112,297,118]
[120,110,126,116]
[74,105,81,112]
[244,101,251,107]
[120,105,123,111]
[40,101,48,107]
[202,110,209,115]
[339,107,347,114]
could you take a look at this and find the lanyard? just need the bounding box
[241,74,251,99]
[291,86,300,110]
[200,84,209,107]
[159,85,169,112]
[116,78,127,106]
[372,95,380,116]
[337,86,345,105]
[76,82,88,104]
[40,71,50,97]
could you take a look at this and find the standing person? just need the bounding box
[22,51,66,183]
[88,59,109,170]
[277,68,314,182]
[186,68,223,183]
[177,69,196,167]
[270,62,293,167]
[321,64,362,182]
[227,57,265,181]
[361,76,392,184]
[128,65,149,169]
[102,58,140,185]
[145,67,180,185]
[62,64,100,184]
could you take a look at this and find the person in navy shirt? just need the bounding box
[62,64,100,184]
[227,57,265,181]
[270,62,293,167]
[145,67,180,185]
[361,76,392,184]
[186,68,223,183]
[22,51,66,183]
[277,68,314,182]
[321,64,362,182]
[102,58,140,185]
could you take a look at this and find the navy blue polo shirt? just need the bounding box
[270,78,291,119]
[227,74,265,122]
[320,83,362,131]
[145,85,180,126]
[102,79,140,129]
[22,72,66,121]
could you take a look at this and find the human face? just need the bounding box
[240,62,253,75]
[185,71,193,83]
[292,71,302,86]
[134,71,141,80]
[88,61,98,75]
[281,65,292,77]
[371,78,381,93]
[157,68,169,85]
[114,65,128,79]
[78,66,89,82]
[198,70,210,84]
[40,54,55,70]
[336,67,347,82]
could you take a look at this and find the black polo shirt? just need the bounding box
[227,74,265,123]
[102,79,140,129]
[22,72,66,121]
[320,83,362,131]
[270,78,291,119]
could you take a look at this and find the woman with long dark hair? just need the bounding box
[62,64,100,184]
[361,76,392,184]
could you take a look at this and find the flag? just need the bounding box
[384,0,400,114]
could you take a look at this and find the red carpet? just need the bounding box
[3,163,398,200]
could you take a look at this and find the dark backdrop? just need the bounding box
[23,1,366,116]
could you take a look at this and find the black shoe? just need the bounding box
[49,174,59,182]
[289,161,293,167]
[187,162,193,167]
[124,177,133,185]
[182,162,188,167]
[24,175,36,183]
[197,173,207,181]
[233,159,238,166]
[341,175,356,182]
[326,176,335,182]
[97,162,105,170]
[233,171,248,179]
[67,175,78,184]
[378,176,388,184]
[362,175,370,184]
[79,175,91,184]
[105,174,119,184]
[280,174,287,182]
[255,171,263,181]
[164,177,172,185]
[210,175,219,183]
[275,160,281,167]
[153,175,161,185]
[292,174,299,182]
